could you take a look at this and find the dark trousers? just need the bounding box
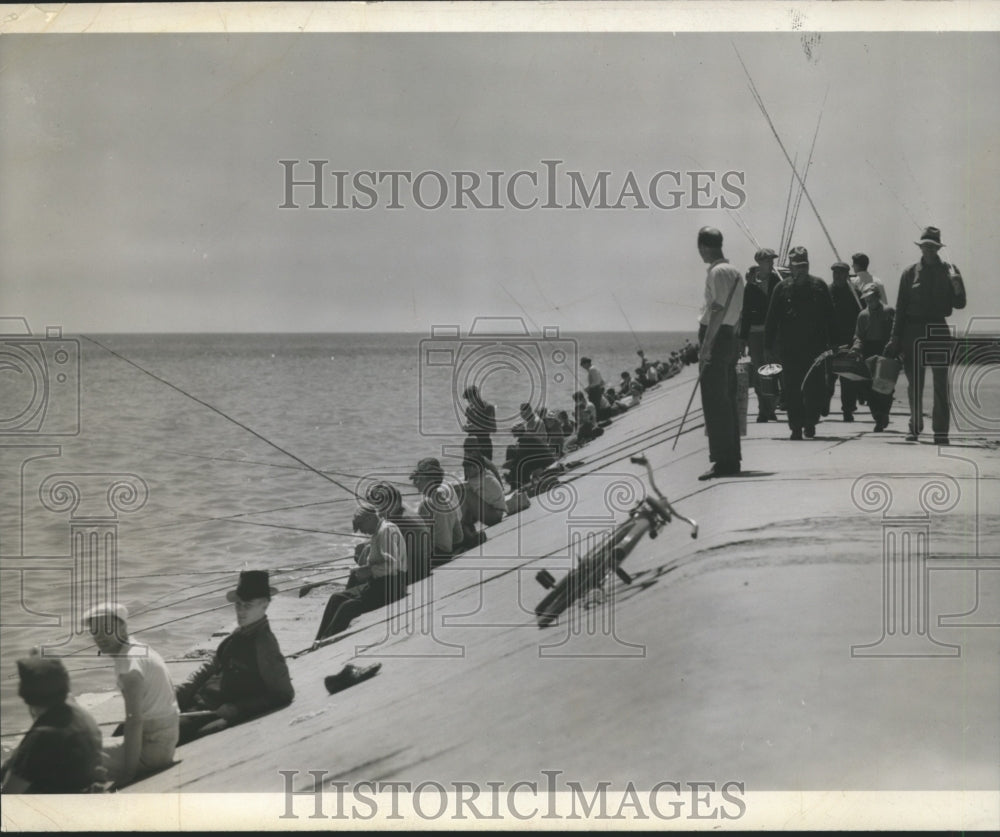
[315,573,406,641]
[858,340,893,425]
[699,326,741,467]
[747,329,777,417]
[839,377,859,416]
[781,355,826,431]
[900,323,951,436]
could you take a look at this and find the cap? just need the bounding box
[831,261,851,272]
[787,246,809,265]
[860,284,880,300]
[83,602,128,624]
[17,656,70,706]
[225,570,277,602]
[697,226,724,248]
[915,226,944,248]
[754,247,778,261]
[410,457,444,481]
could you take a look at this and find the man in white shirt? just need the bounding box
[696,226,744,480]
[850,252,888,305]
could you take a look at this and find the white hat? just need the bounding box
[83,602,128,623]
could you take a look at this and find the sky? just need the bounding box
[2,26,998,335]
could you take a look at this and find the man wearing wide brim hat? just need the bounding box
[885,226,967,444]
[764,246,835,440]
[1,655,104,793]
[174,570,293,745]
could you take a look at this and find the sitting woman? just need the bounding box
[314,504,408,643]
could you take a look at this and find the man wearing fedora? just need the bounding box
[174,570,294,744]
[764,246,835,440]
[695,226,744,479]
[1,655,104,793]
[84,602,179,786]
[740,246,782,422]
[885,226,967,444]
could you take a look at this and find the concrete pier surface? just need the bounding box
[5,365,999,830]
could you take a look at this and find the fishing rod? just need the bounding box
[83,336,360,499]
[733,45,843,264]
[611,291,644,354]
[778,152,798,262]
[784,90,827,263]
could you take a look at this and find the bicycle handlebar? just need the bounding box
[630,453,699,539]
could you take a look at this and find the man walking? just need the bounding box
[739,247,782,422]
[764,246,834,440]
[852,285,895,431]
[695,226,744,479]
[885,226,967,444]
[829,261,863,422]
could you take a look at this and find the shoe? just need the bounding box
[934,435,950,446]
[873,423,886,433]
[756,414,769,423]
[905,432,919,442]
[698,462,740,481]
[843,412,854,423]
[790,429,803,441]
[324,662,382,695]
[804,425,816,438]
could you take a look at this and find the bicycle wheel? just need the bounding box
[535,517,648,627]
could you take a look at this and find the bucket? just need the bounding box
[871,355,901,395]
[757,363,783,399]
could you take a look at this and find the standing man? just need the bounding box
[739,247,782,422]
[829,261,863,422]
[885,226,967,444]
[851,252,888,305]
[764,246,834,440]
[462,385,497,463]
[580,357,607,419]
[696,226,744,479]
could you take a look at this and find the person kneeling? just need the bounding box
[175,570,294,744]
[314,504,407,643]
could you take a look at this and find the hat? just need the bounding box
[226,570,277,603]
[831,261,851,272]
[697,226,723,247]
[754,247,778,261]
[410,456,444,482]
[83,602,128,624]
[787,246,809,265]
[461,385,479,399]
[915,226,944,248]
[17,656,70,706]
[860,284,880,300]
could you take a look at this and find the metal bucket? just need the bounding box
[871,355,901,395]
[757,363,783,398]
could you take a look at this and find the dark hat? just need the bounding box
[226,570,277,602]
[17,656,70,706]
[788,246,809,265]
[410,456,444,481]
[860,284,880,300]
[831,261,851,272]
[754,247,778,261]
[697,226,724,247]
[915,226,944,248]
[461,384,479,399]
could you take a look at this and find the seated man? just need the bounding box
[175,570,294,744]
[508,403,555,489]
[460,455,506,541]
[84,602,179,785]
[314,503,408,642]
[1,655,103,794]
[366,481,433,584]
[411,457,465,565]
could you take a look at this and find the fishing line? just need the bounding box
[778,152,798,261]
[612,292,644,353]
[784,92,826,260]
[864,159,923,231]
[82,336,360,499]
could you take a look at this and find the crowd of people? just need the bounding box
[696,223,967,479]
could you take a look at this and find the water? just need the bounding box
[0,329,693,738]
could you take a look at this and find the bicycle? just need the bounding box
[533,453,698,628]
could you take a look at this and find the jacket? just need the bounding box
[739,266,781,339]
[764,275,834,360]
[175,616,294,723]
[891,258,967,338]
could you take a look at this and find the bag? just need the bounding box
[830,348,872,382]
[869,355,901,395]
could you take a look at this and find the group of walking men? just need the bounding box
[696,224,967,480]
